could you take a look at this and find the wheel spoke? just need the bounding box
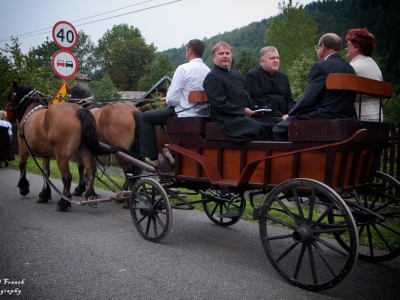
[292,186,304,220]
[293,244,306,279]
[307,244,318,284]
[314,236,348,257]
[266,215,297,230]
[370,223,394,252]
[276,197,301,226]
[312,241,337,277]
[266,233,293,241]
[311,204,334,229]
[276,242,298,262]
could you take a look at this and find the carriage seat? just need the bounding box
[166,117,210,134]
[288,119,389,142]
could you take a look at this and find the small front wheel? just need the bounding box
[129,178,172,242]
[201,189,246,227]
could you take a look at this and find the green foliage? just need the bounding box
[0,37,63,109]
[107,38,156,90]
[94,24,143,71]
[140,90,164,112]
[71,30,96,75]
[235,48,259,76]
[89,73,121,101]
[286,55,315,100]
[382,94,400,124]
[137,54,172,91]
[264,0,319,74]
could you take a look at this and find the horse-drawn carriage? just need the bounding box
[10,74,399,291]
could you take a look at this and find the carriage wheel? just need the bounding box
[201,189,246,227]
[259,178,358,291]
[329,172,400,262]
[129,178,172,242]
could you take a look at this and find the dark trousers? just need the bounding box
[272,116,295,141]
[140,107,176,160]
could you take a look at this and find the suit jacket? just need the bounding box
[245,67,296,117]
[289,53,357,120]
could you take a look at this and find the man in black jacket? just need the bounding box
[272,33,357,141]
[245,46,296,126]
[203,42,272,146]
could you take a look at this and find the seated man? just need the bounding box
[245,46,296,126]
[273,33,357,141]
[140,39,210,167]
[203,42,272,146]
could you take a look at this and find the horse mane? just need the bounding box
[70,86,93,99]
[13,84,34,105]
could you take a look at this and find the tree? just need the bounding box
[89,73,121,102]
[72,31,97,75]
[94,24,143,72]
[235,48,259,76]
[137,54,172,91]
[107,38,156,90]
[0,37,62,109]
[264,0,319,73]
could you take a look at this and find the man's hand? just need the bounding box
[282,114,289,120]
[160,97,167,106]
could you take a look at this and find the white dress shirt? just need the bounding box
[166,58,210,117]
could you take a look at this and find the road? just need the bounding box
[1,168,399,299]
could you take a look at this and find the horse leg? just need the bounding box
[17,152,30,196]
[37,157,52,203]
[80,150,99,208]
[73,153,86,196]
[55,157,72,212]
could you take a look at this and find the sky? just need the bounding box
[0,0,315,54]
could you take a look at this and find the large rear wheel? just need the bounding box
[259,178,358,291]
[330,172,400,262]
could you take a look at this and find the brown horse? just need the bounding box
[67,86,142,199]
[10,82,126,211]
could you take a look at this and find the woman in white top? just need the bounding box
[346,28,383,122]
[0,110,15,167]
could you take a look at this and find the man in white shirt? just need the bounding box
[140,39,210,167]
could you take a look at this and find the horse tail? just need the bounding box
[128,110,143,178]
[76,108,128,156]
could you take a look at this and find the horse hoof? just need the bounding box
[122,201,129,209]
[56,199,71,212]
[20,189,30,196]
[36,197,48,203]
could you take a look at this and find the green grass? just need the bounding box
[7,156,127,191]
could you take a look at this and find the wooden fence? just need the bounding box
[11,123,400,181]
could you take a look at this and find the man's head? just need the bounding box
[259,46,280,74]
[186,39,205,61]
[315,33,342,61]
[211,42,232,69]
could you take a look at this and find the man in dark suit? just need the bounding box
[245,46,296,128]
[272,33,357,141]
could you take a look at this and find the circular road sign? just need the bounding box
[52,21,78,50]
[51,49,79,79]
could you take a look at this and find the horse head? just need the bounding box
[68,86,99,109]
[11,82,47,121]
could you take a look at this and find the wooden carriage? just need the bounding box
[117,73,398,291]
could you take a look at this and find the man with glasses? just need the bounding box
[272,33,357,141]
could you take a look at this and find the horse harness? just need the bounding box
[15,89,48,138]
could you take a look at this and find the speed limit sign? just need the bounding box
[52,21,78,50]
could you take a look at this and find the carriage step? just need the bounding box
[216,212,240,218]
[171,204,194,210]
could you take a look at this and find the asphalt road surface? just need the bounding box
[1,168,399,299]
